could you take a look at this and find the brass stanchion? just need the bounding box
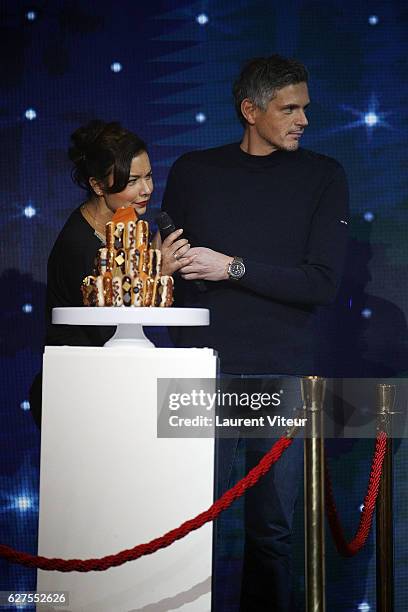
[302,376,326,612]
[376,384,395,612]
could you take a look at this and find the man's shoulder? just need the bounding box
[298,148,345,176]
[172,143,238,170]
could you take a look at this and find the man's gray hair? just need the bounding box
[233,55,308,126]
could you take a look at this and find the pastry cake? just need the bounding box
[81,208,174,307]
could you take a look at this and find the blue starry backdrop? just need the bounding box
[1,1,408,610]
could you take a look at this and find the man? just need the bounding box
[162,55,349,611]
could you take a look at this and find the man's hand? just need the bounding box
[179,247,233,281]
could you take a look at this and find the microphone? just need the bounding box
[155,211,176,241]
[155,212,207,293]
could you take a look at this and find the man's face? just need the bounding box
[248,82,310,153]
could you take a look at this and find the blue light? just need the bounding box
[195,112,206,123]
[349,297,352,309]
[340,95,391,134]
[22,303,33,314]
[24,204,36,218]
[364,211,374,222]
[14,495,33,512]
[26,10,37,21]
[20,401,31,411]
[110,62,122,73]
[364,112,378,127]
[368,15,378,25]
[358,602,370,612]
[361,308,372,319]
[196,13,209,25]
[25,108,37,120]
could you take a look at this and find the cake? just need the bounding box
[81,207,174,307]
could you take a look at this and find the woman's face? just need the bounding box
[100,151,154,216]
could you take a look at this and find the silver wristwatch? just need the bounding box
[227,256,245,280]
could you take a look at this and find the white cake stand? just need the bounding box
[52,307,209,348]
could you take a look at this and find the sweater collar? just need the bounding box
[234,142,301,168]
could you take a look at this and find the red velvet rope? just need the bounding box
[0,436,293,572]
[325,431,388,557]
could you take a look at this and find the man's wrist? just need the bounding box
[225,256,234,280]
[227,256,246,281]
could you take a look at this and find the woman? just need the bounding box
[30,120,191,426]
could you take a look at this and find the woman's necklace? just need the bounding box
[81,202,111,244]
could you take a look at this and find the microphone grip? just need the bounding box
[159,225,176,242]
[156,213,207,293]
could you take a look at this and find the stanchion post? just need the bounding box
[302,376,326,612]
[376,384,395,612]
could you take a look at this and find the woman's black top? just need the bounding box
[46,205,114,346]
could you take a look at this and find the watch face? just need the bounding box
[230,261,245,279]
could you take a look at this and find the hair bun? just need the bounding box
[68,120,108,163]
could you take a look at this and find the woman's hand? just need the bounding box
[157,229,194,276]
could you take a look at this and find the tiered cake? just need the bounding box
[81,207,173,307]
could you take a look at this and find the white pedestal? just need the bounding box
[37,345,217,611]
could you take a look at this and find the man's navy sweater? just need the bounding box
[162,143,349,375]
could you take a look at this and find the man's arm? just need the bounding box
[161,160,187,230]
[179,165,349,306]
[159,158,195,277]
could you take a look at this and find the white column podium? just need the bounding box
[37,309,217,612]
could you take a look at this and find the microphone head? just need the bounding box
[155,212,176,240]
[156,211,174,230]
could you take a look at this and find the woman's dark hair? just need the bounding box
[68,120,147,195]
[233,55,309,126]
